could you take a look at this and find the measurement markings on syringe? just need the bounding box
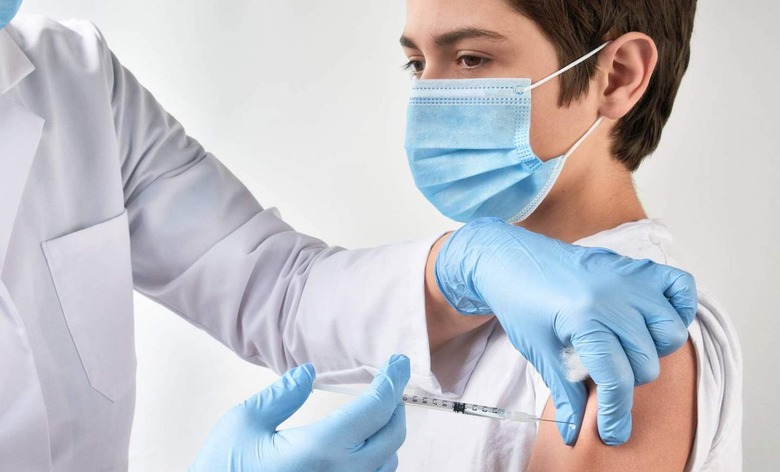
[402,394,503,415]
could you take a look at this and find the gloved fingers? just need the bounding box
[323,354,410,446]
[622,260,691,357]
[532,342,588,445]
[374,453,399,472]
[643,299,690,358]
[613,315,661,384]
[571,333,635,445]
[659,265,698,327]
[245,363,315,429]
[356,405,406,470]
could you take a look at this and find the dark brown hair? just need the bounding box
[507,0,697,171]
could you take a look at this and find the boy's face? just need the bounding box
[402,0,603,166]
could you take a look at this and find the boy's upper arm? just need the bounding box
[528,339,697,472]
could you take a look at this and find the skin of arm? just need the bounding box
[527,339,697,471]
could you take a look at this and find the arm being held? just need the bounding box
[433,218,697,445]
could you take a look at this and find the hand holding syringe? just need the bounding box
[314,383,574,427]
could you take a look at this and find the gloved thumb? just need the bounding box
[537,349,587,445]
[245,363,316,430]
[322,354,411,446]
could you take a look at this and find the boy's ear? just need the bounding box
[596,32,658,121]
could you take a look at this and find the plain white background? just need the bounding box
[17,0,779,470]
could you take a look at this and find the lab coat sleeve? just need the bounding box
[86,23,445,393]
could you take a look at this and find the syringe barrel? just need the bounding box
[401,393,509,420]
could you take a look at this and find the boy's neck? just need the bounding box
[517,163,646,244]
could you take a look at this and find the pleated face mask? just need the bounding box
[404,43,608,223]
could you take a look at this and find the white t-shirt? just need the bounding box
[397,220,743,471]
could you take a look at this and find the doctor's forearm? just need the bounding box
[425,233,494,353]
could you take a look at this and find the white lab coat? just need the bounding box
[0,16,443,471]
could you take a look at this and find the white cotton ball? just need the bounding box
[560,346,589,383]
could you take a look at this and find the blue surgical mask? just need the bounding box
[0,0,22,30]
[405,43,608,223]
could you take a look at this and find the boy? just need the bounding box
[399,0,742,470]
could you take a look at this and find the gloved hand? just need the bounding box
[435,218,697,446]
[190,354,410,472]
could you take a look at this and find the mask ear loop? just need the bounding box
[563,116,604,159]
[520,42,611,159]
[521,42,611,93]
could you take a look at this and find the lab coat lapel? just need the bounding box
[0,28,52,471]
[0,28,34,93]
[0,28,44,274]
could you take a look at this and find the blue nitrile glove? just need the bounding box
[435,218,697,446]
[190,354,410,472]
[0,0,22,30]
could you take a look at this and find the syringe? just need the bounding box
[313,383,574,427]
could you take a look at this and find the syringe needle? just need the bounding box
[506,410,575,427]
[539,418,576,426]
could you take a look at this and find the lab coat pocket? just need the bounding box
[42,210,136,402]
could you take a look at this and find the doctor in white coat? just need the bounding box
[0,3,699,471]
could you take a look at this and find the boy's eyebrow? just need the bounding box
[400,27,508,49]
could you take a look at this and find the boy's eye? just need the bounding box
[402,60,425,75]
[458,55,490,69]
